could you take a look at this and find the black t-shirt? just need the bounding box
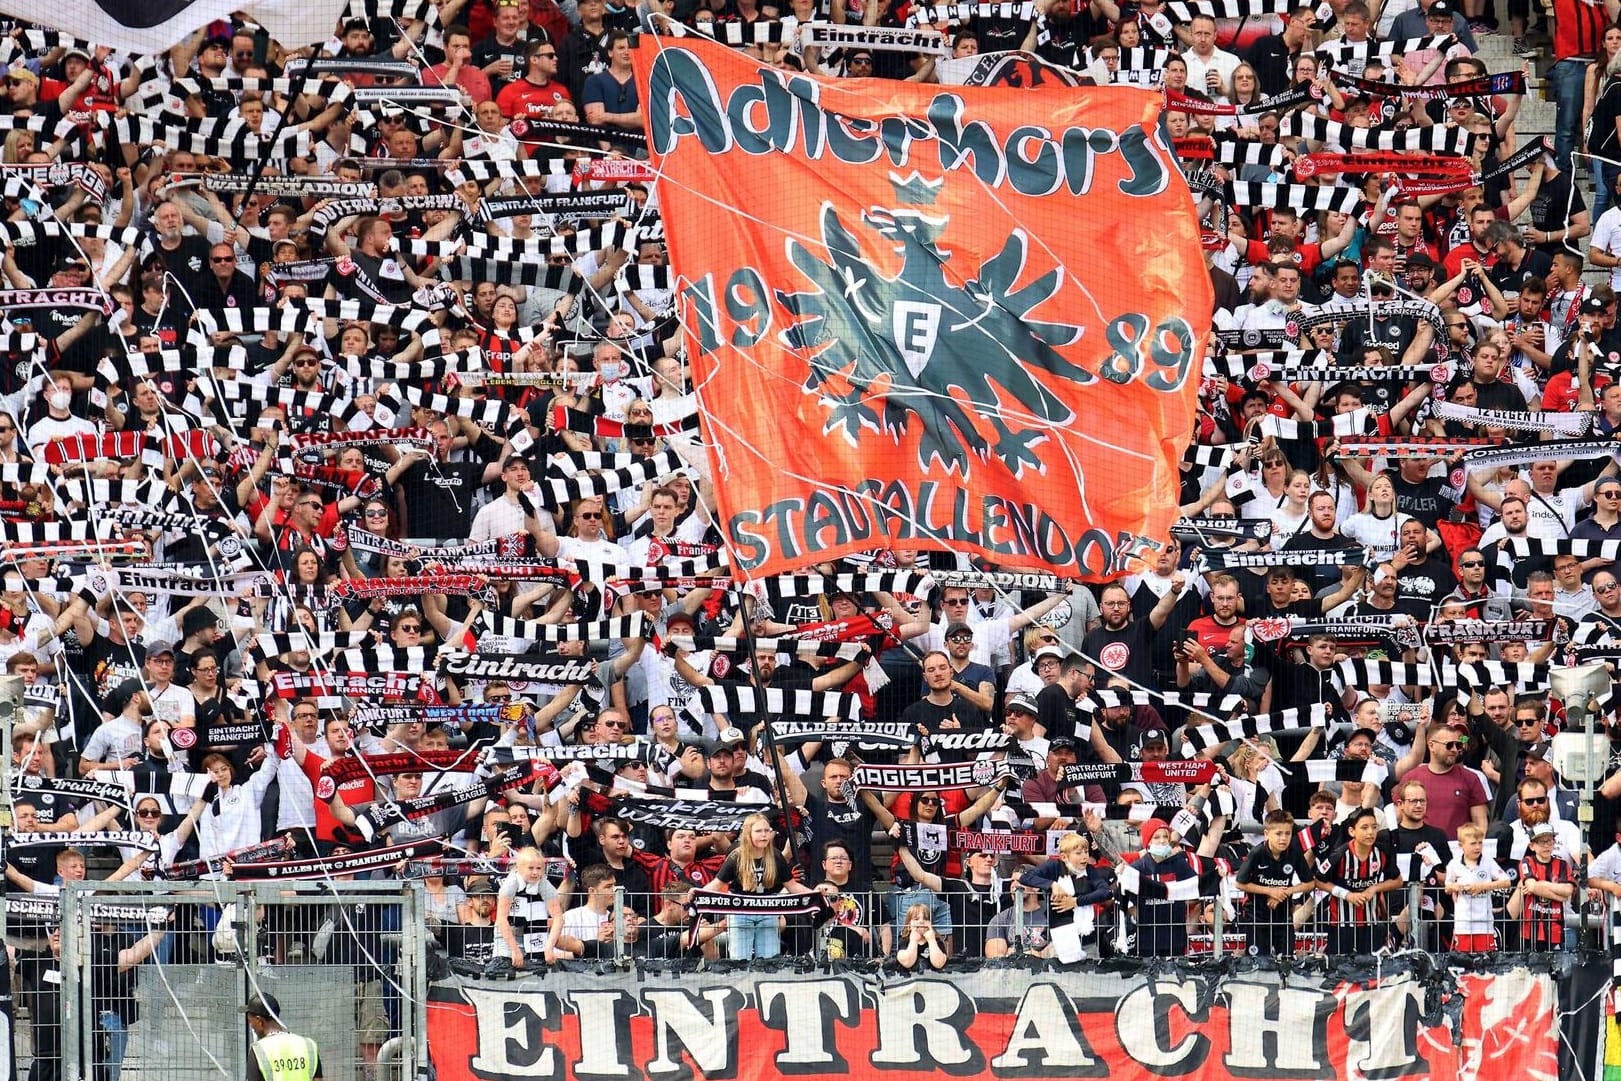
[636,919,702,959]
[1281,531,1363,593]
[1489,248,1554,296]
[1082,619,1157,687]
[559,26,611,103]
[1338,315,1419,364]
[82,633,145,708]
[818,884,876,956]
[6,843,60,887]
[1396,557,1457,610]
[1386,470,1457,529]
[193,270,259,312]
[945,875,1010,958]
[1237,839,1309,924]
[1470,377,1527,413]
[899,695,988,732]
[1379,823,1452,908]
[1035,681,1077,743]
[397,457,490,538]
[147,235,213,300]
[717,852,779,894]
[805,792,877,891]
[1246,33,1295,96]
[92,930,144,1023]
[1528,170,1586,258]
[974,12,1033,50]
[473,31,530,94]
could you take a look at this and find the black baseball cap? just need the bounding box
[242,993,282,1019]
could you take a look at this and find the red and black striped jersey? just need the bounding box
[1517,854,1574,945]
[1316,841,1401,925]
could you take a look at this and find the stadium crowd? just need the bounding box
[5,0,1621,1074]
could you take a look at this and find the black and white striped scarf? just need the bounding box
[1180,704,1331,752]
[1229,182,1361,214]
[699,684,862,721]
[1280,111,1474,155]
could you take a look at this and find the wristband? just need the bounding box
[1331,886,1350,900]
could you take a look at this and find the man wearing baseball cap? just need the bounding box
[244,992,322,1081]
[1021,735,1101,829]
[1000,694,1048,758]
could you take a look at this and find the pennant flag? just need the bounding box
[634,35,1210,580]
[0,1,352,55]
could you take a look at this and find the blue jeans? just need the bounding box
[96,1012,128,1081]
[1551,58,1589,172]
[887,886,952,939]
[726,913,781,960]
[1595,160,1618,221]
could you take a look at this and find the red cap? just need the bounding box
[1138,818,1170,844]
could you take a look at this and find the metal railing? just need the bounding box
[466,880,1615,968]
[38,879,428,1081]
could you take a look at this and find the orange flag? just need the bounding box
[633,35,1211,580]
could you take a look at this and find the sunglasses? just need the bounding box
[1520,795,1548,805]
[576,511,603,519]
[946,633,972,642]
[135,808,162,817]
[396,624,422,632]
[210,256,235,264]
[1514,718,1540,727]
[486,694,511,702]
[1458,561,1484,568]
[943,598,970,605]
[1435,740,1465,751]
[364,509,389,518]
[1599,583,1620,593]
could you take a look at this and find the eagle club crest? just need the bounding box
[777,172,1088,479]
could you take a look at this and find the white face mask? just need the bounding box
[48,391,70,411]
[599,361,624,382]
[1148,843,1177,861]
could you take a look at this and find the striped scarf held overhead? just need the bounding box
[1429,400,1592,435]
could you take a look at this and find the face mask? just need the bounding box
[1148,843,1176,860]
[48,391,70,411]
[599,361,624,382]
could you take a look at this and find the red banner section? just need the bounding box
[426,968,1558,1080]
[633,35,1210,580]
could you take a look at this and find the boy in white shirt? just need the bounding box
[1444,822,1511,952]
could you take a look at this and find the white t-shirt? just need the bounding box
[919,619,1012,668]
[1444,855,1507,934]
[1518,484,1587,539]
[559,904,610,945]
[1593,206,1621,290]
[1340,510,1412,563]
